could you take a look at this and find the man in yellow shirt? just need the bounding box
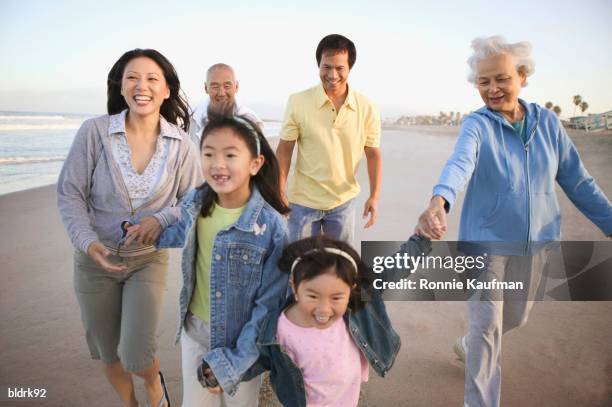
[277,34,382,243]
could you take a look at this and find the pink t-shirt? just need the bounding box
[277,311,369,406]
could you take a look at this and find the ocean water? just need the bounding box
[0,111,281,196]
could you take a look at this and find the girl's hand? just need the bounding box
[87,241,127,272]
[203,368,222,394]
[124,217,162,246]
[207,385,223,394]
[415,196,447,240]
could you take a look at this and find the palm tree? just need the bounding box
[545,101,554,109]
[573,95,582,117]
[553,105,562,117]
[580,101,589,113]
[438,111,446,125]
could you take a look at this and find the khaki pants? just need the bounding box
[73,249,169,372]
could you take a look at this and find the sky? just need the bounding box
[1,0,611,120]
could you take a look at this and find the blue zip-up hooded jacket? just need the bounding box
[433,100,612,254]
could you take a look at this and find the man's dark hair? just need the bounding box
[315,34,356,69]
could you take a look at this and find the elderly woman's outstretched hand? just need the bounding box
[415,196,448,240]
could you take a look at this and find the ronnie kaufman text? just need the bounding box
[373,278,524,291]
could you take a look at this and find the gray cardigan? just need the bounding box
[57,112,203,255]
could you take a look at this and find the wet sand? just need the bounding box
[0,127,610,406]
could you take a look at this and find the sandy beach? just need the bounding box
[1,127,611,406]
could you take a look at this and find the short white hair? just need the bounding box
[467,36,535,84]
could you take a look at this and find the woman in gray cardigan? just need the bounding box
[57,49,202,407]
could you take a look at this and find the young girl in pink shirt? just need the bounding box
[251,235,430,406]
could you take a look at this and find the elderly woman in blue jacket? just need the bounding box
[415,36,612,407]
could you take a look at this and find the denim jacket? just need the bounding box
[157,185,289,396]
[247,235,431,406]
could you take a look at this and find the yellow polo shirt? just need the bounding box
[280,84,381,210]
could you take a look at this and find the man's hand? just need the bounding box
[362,196,378,229]
[208,99,234,118]
[124,217,162,246]
[415,196,448,240]
[87,241,127,272]
[363,146,382,230]
[280,189,290,209]
[276,139,295,218]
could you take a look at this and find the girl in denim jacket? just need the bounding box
[251,235,430,406]
[128,116,290,406]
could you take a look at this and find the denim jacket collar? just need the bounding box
[233,185,266,232]
[190,184,266,233]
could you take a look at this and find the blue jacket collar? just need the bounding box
[474,98,541,144]
[193,184,266,233]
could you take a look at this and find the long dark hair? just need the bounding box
[107,48,190,132]
[278,236,369,311]
[198,116,290,217]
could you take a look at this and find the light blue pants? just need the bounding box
[465,251,547,407]
[287,199,355,244]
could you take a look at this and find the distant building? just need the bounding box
[570,111,612,132]
[390,113,465,126]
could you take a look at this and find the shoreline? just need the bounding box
[0,134,282,197]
